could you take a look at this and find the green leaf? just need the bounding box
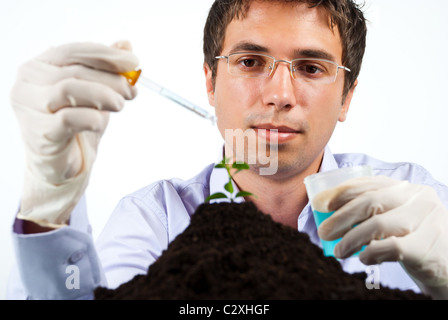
[232,162,250,170]
[205,192,228,202]
[232,162,250,175]
[224,180,234,193]
[235,191,254,198]
[214,163,227,169]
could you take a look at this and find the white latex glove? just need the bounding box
[312,175,448,299]
[11,41,139,228]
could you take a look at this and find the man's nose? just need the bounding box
[262,61,297,111]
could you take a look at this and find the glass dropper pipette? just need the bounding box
[120,70,216,125]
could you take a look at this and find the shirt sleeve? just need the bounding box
[94,184,181,290]
[8,196,106,300]
[8,178,194,299]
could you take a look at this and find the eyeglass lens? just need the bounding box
[226,53,340,83]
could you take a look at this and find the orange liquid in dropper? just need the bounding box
[119,69,142,86]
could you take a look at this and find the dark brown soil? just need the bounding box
[94,202,429,300]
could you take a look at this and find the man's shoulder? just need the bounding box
[334,151,448,209]
[121,162,215,208]
[334,152,441,186]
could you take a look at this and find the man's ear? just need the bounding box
[338,79,358,122]
[204,63,215,107]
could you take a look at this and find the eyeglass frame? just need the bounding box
[215,52,351,84]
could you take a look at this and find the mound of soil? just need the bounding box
[94,202,429,300]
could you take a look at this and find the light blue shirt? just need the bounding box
[7,146,448,299]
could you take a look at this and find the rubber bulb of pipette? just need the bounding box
[120,69,142,86]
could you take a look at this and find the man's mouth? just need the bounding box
[252,124,301,143]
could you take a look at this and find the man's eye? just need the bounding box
[240,59,259,68]
[300,64,323,74]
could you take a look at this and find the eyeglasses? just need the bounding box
[215,52,350,84]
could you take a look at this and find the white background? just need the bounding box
[0,0,447,299]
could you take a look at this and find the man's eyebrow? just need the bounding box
[294,49,336,62]
[228,42,269,54]
[226,42,337,62]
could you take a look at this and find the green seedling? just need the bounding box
[206,157,255,203]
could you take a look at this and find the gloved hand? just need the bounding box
[312,175,448,299]
[11,41,139,228]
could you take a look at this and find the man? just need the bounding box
[8,0,448,300]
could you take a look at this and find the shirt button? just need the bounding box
[68,250,85,264]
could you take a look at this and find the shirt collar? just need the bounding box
[319,145,339,173]
[209,145,338,204]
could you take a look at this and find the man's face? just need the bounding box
[205,1,356,179]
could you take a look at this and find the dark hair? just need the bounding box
[203,0,367,98]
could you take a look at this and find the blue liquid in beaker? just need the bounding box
[313,210,365,257]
